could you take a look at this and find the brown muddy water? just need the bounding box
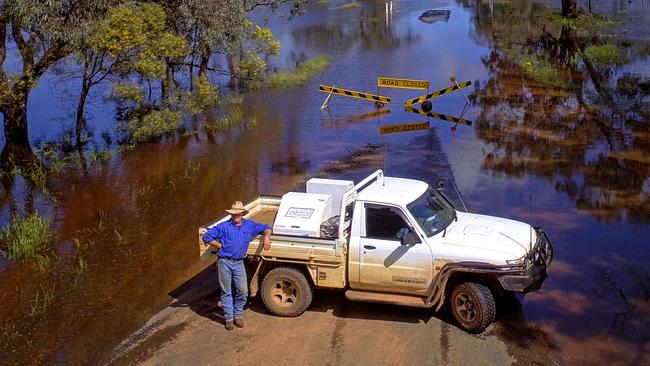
[1,0,650,365]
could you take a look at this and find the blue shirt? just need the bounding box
[202,219,270,259]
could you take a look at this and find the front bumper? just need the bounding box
[498,228,553,293]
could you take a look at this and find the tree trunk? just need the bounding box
[76,81,90,153]
[227,54,237,89]
[1,99,34,170]
[1,98,31,151]
[562,0,577,17]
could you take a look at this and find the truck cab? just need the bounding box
[199,170,553,333]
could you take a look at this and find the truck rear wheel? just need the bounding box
[450,282,495,333]
[261,267,314,317]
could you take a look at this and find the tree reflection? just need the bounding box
[462,0,650,222]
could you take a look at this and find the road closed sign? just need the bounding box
[379,122,430,134]
[378,77,429,90]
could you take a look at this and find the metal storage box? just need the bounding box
[306,178,354,217]
[273,192,332,237]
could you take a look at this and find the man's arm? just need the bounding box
[207,239,222,250]
[202,226,223,251]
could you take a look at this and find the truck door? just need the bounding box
[357,203,433,295]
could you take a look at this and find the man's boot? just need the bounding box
[225,320,234,330]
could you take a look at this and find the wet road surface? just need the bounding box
[106,265,553,366]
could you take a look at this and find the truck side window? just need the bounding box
[365,204,409,240]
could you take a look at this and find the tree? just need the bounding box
[562,0,577,17]
[0,0,116,165]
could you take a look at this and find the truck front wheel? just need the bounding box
[450,282,496,333]
[261,267,314,317]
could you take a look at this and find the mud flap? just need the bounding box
[249,259,265,297]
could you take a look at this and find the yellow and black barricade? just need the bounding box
[404,107,472,126]
[404,80,471,107]
[320,85,391,104]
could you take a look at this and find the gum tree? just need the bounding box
[0,0,116,164]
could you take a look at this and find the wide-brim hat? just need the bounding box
[226,201,249,215]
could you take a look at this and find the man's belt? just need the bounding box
[219,256,245,261]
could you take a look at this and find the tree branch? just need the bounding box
[0,19,7,84]
[32,39,69,80]
[10,21,33,68]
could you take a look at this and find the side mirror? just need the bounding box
[436,180,445,191]
[401,231,421,245]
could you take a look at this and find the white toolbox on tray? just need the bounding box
[273,192,332,237]
[306,178,354,217]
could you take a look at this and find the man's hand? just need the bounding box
[208,240,222,250]
[263,229,272,250]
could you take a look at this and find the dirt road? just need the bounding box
[105,262,556,366]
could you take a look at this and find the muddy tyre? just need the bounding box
[450,282,495,333]
[261,267,314,317]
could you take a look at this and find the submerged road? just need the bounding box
[106,263,555,366]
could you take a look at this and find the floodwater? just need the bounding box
[1,0,650,364]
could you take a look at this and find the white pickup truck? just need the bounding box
[199,170,553,333]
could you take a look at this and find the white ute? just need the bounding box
[199,170,553,333]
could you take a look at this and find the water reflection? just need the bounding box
[460,0,650,223]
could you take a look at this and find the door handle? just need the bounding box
[363,245,376,250]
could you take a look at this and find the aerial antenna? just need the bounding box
[446,174,468,212]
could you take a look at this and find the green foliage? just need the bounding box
[187,76,221,113]
[252,26,281,56]
[128,109,182,143]
[237,52,268,80]
[204,108,245,132]
[340,2,361,9]
[88,3,189,80]
[8,160,54,200]
[584,44,625,67]
[176,0,247,56]
[518,56,559,84]
[29,285,56,317]
[262,55,331,89]
[89,149,112,165]
[110,82,145,104]
[0,213,53,271]
[548,12,620,29]
[219,108,244,129]
[237,23,282,87]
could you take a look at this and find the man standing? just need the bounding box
[202,201,272,330]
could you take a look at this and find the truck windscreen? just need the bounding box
[407,187,455,237]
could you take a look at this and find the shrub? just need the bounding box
[188,76,221,114]
[0,213,52,271]
[584,44,625,67]
[518,56,559,84]
[128,109,182,143]
[111,82,144,104]
[263,55,331,89]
